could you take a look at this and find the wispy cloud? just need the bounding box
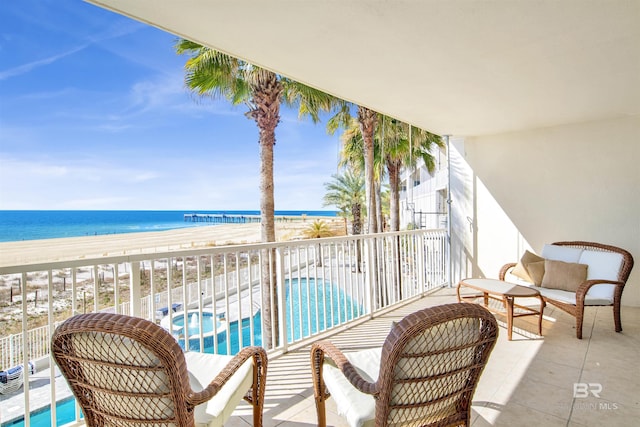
[127,74,185,112]
[85,20,143,46]
[131,172,160,182]
[0,45,87,80]
[0,6,143,82]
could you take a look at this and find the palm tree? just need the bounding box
[337,117,385,232]
[302,219,335,239]
[323,168,366,273]
[381,120,444,231]
[175,40,337,349]
[338,116,444,232]
[323,169,365,236]
[302,220,335,266]
[327,105,379,234]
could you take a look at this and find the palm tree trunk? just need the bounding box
[259,132,276,243]
[388,160,401,232]
[352,203,362,236]
[248,70,282,349]
[375,181,383,232]
[259,136,278,349]
[357,106,378,234]
[388,159,403,300]
[352,203,362,273]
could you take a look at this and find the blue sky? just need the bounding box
[0,0,342,211]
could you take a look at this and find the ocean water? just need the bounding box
[0,210,337,243]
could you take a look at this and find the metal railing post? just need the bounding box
[364,237,374,316]
[130,261,141,317]
[275,247,287,353]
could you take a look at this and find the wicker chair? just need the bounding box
[499,241,634,339]
[311,303,498,427]
[51,312,267,427]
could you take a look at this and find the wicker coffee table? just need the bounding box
[457,278,545,340]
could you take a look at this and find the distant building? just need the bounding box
[399,145,448,230]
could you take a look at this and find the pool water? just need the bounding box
[6,279,360,426]
[179,278,360,353]
[286,278,361,340]
[2,397,81,427]
[179,313,262,355]
[172,311,222,335]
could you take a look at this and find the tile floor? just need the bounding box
[228,287,640,427]
[3,287,638,426]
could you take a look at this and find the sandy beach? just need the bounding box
[0,218,345,267]
[0,218,345,333]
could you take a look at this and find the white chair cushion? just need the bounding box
[504,270,533,287]
[579,250,623,281]
[534,286,613,306]
[578,250,623,302]
[185,352,254,427]
[322,347,381,427]
[541,244,583,263]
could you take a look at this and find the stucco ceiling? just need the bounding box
[86,0,639,137]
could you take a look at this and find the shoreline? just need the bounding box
[0,217,344,267]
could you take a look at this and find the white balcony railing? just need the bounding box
[0,229,448,426]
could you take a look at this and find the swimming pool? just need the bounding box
[5,279,360,426]
[178,278,360,353]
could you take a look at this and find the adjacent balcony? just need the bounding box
[1,230,638,426]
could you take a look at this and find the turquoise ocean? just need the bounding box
[0,210,337,243]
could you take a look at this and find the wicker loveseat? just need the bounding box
[500,241,634,339]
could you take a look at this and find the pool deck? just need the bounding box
[2,288,640,426]
[0,363,72,425]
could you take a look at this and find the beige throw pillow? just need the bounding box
[512,250,544,283]
[525,261,546,286]
[541,260,588,292]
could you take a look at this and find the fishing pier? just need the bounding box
[183,213,262,224]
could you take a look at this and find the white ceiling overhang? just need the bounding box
[85,0,639,137]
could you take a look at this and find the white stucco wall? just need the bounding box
[449,116,640,306]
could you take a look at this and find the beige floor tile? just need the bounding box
[473,401,567,426]
[322,397,351,427]
[271,397,321,427]
[263,393,315,427]
[224,414,252,427]
[508,376,574,419]
[533,339,590,368]
[568,397,639,427]
[525,357,583,389]
[579,366,640,408]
